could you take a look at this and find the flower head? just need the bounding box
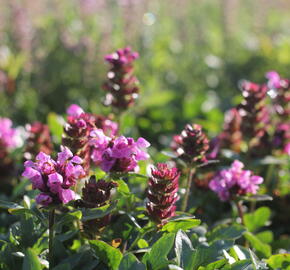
[209,160,263,201]
[147,163,180,225]
[172,124,209,165]
[90,132,150,173]
[103,47,140,111]
[22,146,85,206]
[75,176,117,238]
[63,104,118,176]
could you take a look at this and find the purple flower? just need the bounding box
[90,132,150,173]
[67,104,84,117]
[63,104,118,176]
[209,160,263,201]
[22,146,85,206]
[36,193,53,206]
[266,71,282,89]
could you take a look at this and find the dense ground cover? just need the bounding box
[0,1,290,269]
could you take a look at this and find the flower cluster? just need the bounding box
[90,130,150,173]
[76,176,117,238]
[172,124,209,165]
[209,160,263,201]
[63,104,118,176]
[103,47,139,111]
[146,163,180,224]
[22,147,85,206]
[24,122,53,160]
[237,80,269,146]
[266,71,290,119]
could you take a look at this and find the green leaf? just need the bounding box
[190,240,234,270]
[256,231,273,244]
[244,232,271,258]
[119,253,146,270]
[203,259,227,270]
[0,200,23,209]
[142,233,175,270]
[244,207,271,232]
[223,259,252,270]
[175,230,195,270]
[249,249,268,269]
[52,263,71,270]
[137,239,149,249]
[116,180,130,195]
[162,219,201,233]
[81,201,117,221]
[207,224,246,243]
[267,254,290,269]
[22,248,42,270]
[90,240,123,270]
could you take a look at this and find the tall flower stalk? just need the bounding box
[172,124,209,211]
[146,163,180,225]
[103,47,139,114]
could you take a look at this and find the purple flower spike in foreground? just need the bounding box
[22,146,85,206]
[90,131,150,173]
[147,163,180,225]
[209,160,263,201]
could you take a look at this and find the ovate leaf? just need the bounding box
[175,230,195,270]
[119,253,146,270]
[142,233,175,270]
[267,254,290,269]
[162,219,201,233]
[207,224,246,243]
[244,232,271,258]
[244,207,271,232]
[90,240,123,270]
[22,248,42,270]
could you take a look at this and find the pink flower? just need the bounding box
[67,104,84,117]
[0,117,19,149]
[36,193,53,206]
[266,71,281,89]
[90,132,150,173]
[22,146,85,206]
[209,160,263,201]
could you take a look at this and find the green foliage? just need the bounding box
[161,218,201,233]
[244,207,271,232]
[90,240,123,270]
[267,254,290,269]
[22,248,42,270]
[142,233,176,269]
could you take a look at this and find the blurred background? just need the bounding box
[1,0,290,148]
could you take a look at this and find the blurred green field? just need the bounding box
[1,0,290,147]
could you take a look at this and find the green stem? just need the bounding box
[127,226,155,252]
[236,200,244,225]
[181,167,196,212]
[48,209,55,269]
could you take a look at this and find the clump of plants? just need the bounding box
[0,49,289,270]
